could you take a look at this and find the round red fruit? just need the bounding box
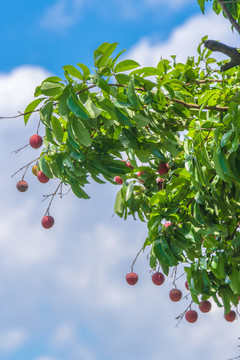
[169,289,182,302]
[29,134,43,149]
[114,176,123,185]
[152,272,165,286]
[185,310,198,323]
[125,161,134,169]
[37,171,49,183]
[225,310,236,322]
[185,281,189,290]
[41,215,54,229]
[126,272,138,285]
[164,222,171,228]
[16,180,28,192]
[158,163,169,176]
[199,300,211,313]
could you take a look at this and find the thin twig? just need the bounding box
[44,181,63,216]
[131,247,143,272]
[11,157,39,178]
[11,143,29,154]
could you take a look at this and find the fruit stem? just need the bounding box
[130,247,143,273]
[11,157,40,178]
[44,181,63,216]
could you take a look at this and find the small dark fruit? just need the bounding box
[41,215,54,229]
[16,180,28,192]
[114,176,123,185]
[158,163,169,176]
[29,134,43,149]
[199,300,212,313]
[225,310,236,322]
[37,171,49,183]
[126,272,138,285]
[152,272,165,286]
[169,289,182,302]
[185,310,198,323]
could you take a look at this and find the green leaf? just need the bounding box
[51,116,64,143]
[229,265,240,294]
[71,183,90,199]
[71,116,92,147]
[115,108,134,127]
[39,101,53,127]
[67,88,90,120]
[132,113,150,127]
[220,129,234,147]
[63,65,84,80]
[77,63,90,79]
[114,60,140,73]
[127,79,142,109]
[40,81,64,96]
[114,189,124,216]
[197,0,205,13]
[94,42,118,68]
[24,98,45,125]
[38,155,53,178]
[84,98,102,118]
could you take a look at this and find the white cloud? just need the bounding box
[0,328,27,353]
[127,11,239,66]
[40,0,88,30]
[0,66,49,125]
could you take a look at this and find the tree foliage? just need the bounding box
[21,0,240,315]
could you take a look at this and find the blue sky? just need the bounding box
[0,0,200,74]
[0,1,240,360]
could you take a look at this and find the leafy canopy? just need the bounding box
[23,1,240,315]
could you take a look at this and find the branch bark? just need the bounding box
[218,0,240,36]
[204,40,240,71]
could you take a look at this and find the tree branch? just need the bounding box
[218,0,240,36]
[204,40,240,71]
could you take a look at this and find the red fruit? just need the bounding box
[16,180,28,192]
[169,289,182,302]
[137,171,146,177]
[152,272,165,286]
[114,176,123,185]
[126,272,138,285]
[185,310,198,323]
[185,281,189,290]
[37,171,49,183]
[156,178,164,184]
[225,310,236,322]
[125,161,134,169]
[158,163,169,176]
[199,300,212,313]
[29,134,43,149]
[41,215,54,229]
[164,222,171,228]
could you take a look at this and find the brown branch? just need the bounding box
[0,109,40,120]
[204,40,240,71]
[170,97,228,112]
[218,0,240,36]
[185,79,223,86]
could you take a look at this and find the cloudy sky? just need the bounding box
[0,1,240,360]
